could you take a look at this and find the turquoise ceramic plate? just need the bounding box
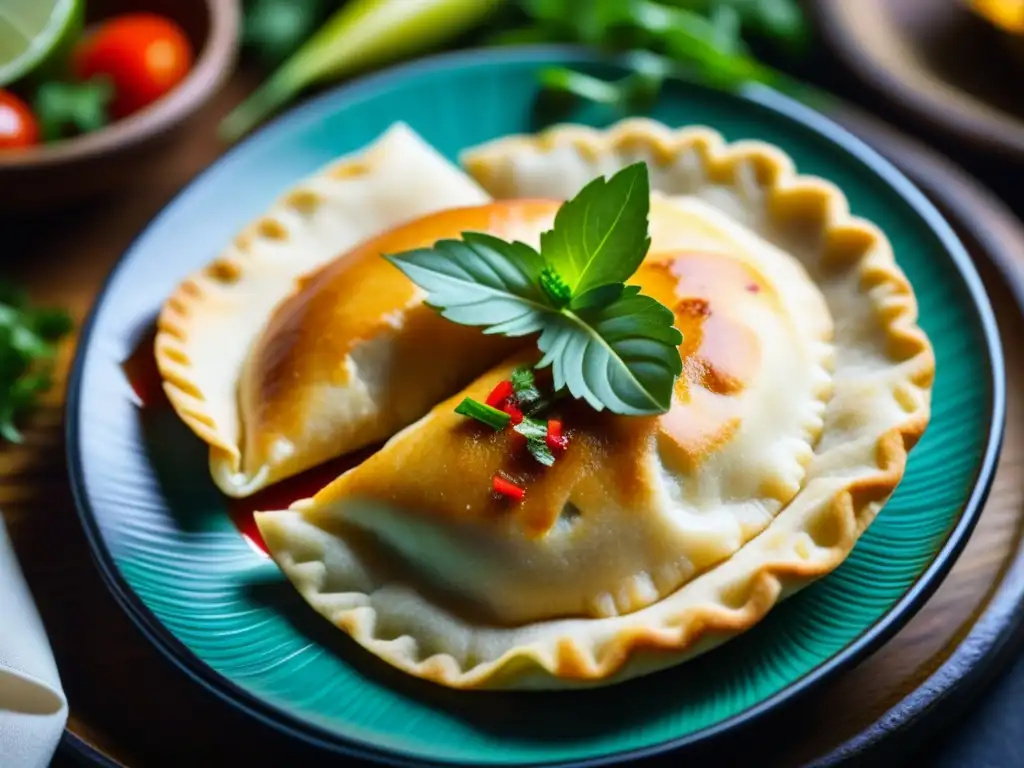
[67,47,1003,766]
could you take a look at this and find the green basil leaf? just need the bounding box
[569,283,625,311]
[385,232,553,337]
[539,162,651,298]
[536,285,683,415]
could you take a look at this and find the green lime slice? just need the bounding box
[0,0,84,88]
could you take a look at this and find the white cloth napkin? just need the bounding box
[0,516,67,768]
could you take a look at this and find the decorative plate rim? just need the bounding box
[64,45,1006,768]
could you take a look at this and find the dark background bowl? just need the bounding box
[0,0,240,214]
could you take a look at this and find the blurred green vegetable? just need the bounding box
[222,0,506,142]
[662,0,809,52]
[33,77,113,142]
[0,283,73,443]
[242,0,333,68]
[506,0,815,117]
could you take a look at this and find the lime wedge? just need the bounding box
[0,0,84,88]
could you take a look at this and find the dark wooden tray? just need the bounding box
[4,80,1024,768]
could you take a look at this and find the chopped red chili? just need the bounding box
[492,474,525,502]
[485,379,514,408]
[546,419,568,452]
[503,403,524,425]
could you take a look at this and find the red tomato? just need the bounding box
[0,90,39,150]
[73,13,194,119]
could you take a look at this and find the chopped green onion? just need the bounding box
[455,397,511,430]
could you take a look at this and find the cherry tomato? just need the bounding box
[72,13,194,119]
[0,90,40,150]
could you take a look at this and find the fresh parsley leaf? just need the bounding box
[537,285,682,414]
[384,232,552,337]
[511,366,535,392]
[454,397,511,430]
[514,417,556,467]
[510,365,547,413]
[539,162,651,298]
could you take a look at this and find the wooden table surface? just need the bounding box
[5,58,1024,768]
[2,67,269,767]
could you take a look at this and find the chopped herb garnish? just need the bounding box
[485,378,514,408]
[546,419,569,453]
[510,365,546,414]
[514,417,556,467]
[510,365,534,392]
[493,474,526,502]
[454,397,511,430]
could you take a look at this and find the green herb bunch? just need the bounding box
[495,0,813,112]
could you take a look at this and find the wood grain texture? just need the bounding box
[2,73,1022,768]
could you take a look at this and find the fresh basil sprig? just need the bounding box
[385,163,683,416]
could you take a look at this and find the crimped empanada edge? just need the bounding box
[263,118,936,690]
[153,123,427,492]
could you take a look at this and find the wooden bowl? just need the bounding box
[0,0,240,213]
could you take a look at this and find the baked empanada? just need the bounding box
[156,123,499,497]
[254,120,934,690]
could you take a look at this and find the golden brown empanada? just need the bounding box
[157,123,498,496]
[253,120,933,691]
